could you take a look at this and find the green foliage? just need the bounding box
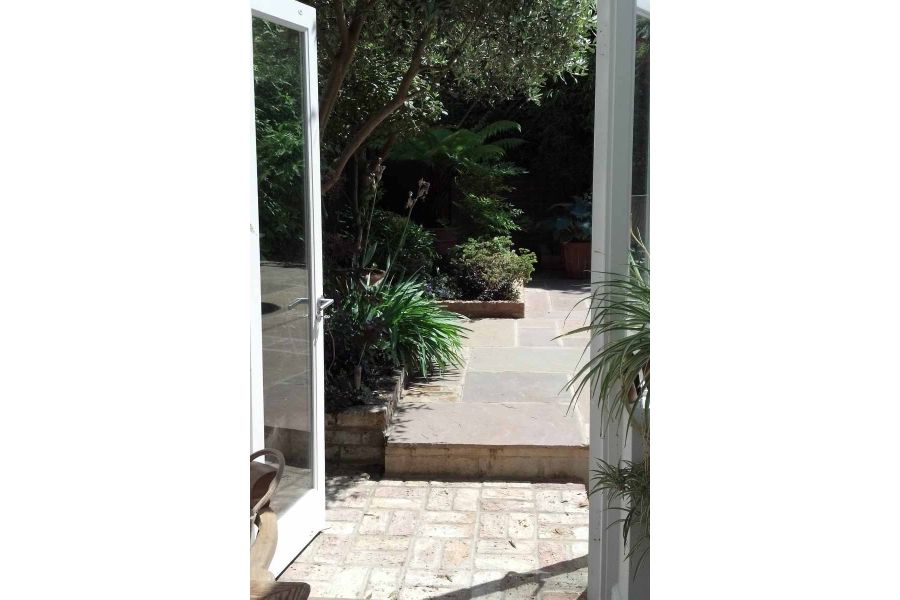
[252,19,308,261]
[327,274,467,387]
[453,194,524,238]
[367,209,438,275]
[560,251,650,574]
[541,193,592,243]
[391,121,525,178]
[315,0,595,190]
[449,236,536,301]
[589,459,650,575]
[391,121,526,237]
[377,277,468,376]
[563,255,649,427]
[420,0,597,104]
[422,269,461,301]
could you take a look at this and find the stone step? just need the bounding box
[385,401,588,482]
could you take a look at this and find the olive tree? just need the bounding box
[312,0,596,194]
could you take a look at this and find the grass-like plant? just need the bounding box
[377,277,468,377]
[561,244,650,576]
[565,256,649,428]
[589,458,649,575]
[330,274,468,387]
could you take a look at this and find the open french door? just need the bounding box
[248,0,326,575]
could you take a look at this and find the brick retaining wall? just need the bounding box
[324,371,405,471]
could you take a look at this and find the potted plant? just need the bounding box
[541,193,592,278]
[561,245,650,576]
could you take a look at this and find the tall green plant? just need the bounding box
[329,274,467,387]
[561,247,650,575]
[377,277,468,376]
[565,258,649,425]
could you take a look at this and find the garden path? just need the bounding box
[384,275,592,482]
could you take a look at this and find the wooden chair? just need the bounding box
[250,449,310,600]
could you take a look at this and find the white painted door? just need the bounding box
[248,0,326,575]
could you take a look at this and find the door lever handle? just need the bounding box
[316,297,334,319]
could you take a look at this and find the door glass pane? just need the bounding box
[252,16,312,515]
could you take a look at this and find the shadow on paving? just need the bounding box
[426,555,588,599]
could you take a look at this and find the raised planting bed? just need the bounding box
[437,299,525,319]
[324,370,405,472]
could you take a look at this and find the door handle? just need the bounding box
[316,297,334,319]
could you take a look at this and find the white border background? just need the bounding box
[2,1,899,597]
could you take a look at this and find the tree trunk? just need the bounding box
[319,3,370,134]
[322,25,434,194]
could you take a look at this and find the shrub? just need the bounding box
[423,269,462,301]
[449,236,537,301]
[367,209,437,275]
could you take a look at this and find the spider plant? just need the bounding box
[559,239,650,576]
[564,253,649,437]
[589,458,650,576]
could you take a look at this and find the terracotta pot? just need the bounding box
[561,241,591,278]
[361,269,385,284]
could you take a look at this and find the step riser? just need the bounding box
[385,444,588,483]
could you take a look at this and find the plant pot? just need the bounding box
[561,241,591,278]
[361,268,385,284]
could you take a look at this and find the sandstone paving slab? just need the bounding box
[468,347,586,374]
[548,290,592,313]
[546,309,590,322]
[517,327,563,347]
[388,401,585,446]
[522,289,551,317]
[462,318,517,347]
[517,318,563,329]
[462,371,571,404]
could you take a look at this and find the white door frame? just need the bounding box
[589,1,647,598]
[248,0,325,575]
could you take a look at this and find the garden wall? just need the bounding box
[325,371,405,471]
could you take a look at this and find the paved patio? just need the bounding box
[281,473,588,599]
[385,275,593,481]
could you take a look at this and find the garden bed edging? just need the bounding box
[324,370,405,471]
[437,299,525,319]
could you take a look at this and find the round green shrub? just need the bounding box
[449,236,537,301]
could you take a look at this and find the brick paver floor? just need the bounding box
[280,474,589,599]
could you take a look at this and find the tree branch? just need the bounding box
[323,24,434,194]
[334,0,349,43]
[319,1,375,134]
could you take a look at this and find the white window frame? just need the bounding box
[589,1,649,598]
